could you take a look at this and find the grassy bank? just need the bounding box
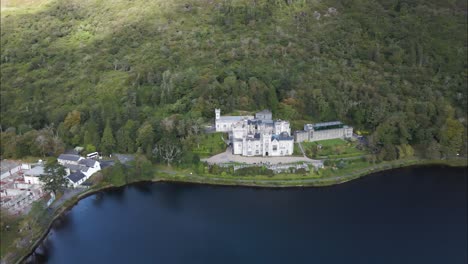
[151,158,467,187]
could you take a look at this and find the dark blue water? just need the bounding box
[30,166,467,264]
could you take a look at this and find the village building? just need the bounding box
[58,154,83,166]
[1,161,45,214]
[23,164,73,186]
[21,155,101,188]
[215,109,294,157]
[62,157,101,187]
[294,121,353,143]
[23,165,47,185]
[67,171,88,188]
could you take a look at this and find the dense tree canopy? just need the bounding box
[0,0,466,161]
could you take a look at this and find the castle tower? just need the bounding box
[215,108,221,120]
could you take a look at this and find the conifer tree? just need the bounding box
[101,121,116,155]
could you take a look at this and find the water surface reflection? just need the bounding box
[29,166,467,264]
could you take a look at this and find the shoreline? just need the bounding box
[14,158,467,264]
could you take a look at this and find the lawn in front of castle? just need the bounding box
[299,139,366,159]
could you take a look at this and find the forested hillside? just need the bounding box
[1,0,466,161]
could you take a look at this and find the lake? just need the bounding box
[29,166,467,264]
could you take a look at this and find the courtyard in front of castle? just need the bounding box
[202,147,324,167]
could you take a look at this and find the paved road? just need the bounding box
[202,148,323,167]
[49,187,87,211]
[100,160,115,169]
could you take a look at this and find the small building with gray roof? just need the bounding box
[58,154,83,166]
[67,171,87,188]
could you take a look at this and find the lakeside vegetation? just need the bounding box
[99,154,468,189]
[1,200,53,263]
[1,0,467,166]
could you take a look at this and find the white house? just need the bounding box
[60,156,101,188]
[23,166,46,185]
[57,154,83,166]
[67,171,87,188]
[23,165,71,185]
[78,158,100,170]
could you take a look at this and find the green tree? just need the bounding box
[131,155,153,180]
[83,120,101,149]
[136,122,155,149]
[277,102,298,121]
[35,127,55,157]
[0,131,17,158]
[85,144,97,153]
[63,110,81,130]
[425,140,442,159]
[117,120,137,153]
[396,144,414,159]
[43,161,68,194]
[440,118,464,156]
[101,121,116,155]
[378,144,397,161]
[17,130,38,157]
[107,161,126,186]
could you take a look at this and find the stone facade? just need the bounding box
[215,109,294,157]
[255,109,272,120]
[294,130,309,143]
[215,109,254,132]
[295,121,353,142]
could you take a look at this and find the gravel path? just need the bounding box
[202,148,323,167]
[297,142,306,157]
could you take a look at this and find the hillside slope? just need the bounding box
[1,0,466,160]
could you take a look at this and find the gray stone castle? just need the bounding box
[215,109,294,157]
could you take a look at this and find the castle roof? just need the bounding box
[304,121,345,131]
[218,116,253,122]
[257,109,271,114]
[272,132,294,141]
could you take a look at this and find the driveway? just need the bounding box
[202,148,323,167]
[49,187,87,211]
[99,160,115,168]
